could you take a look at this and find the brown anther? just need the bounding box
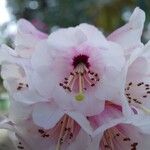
[70,72,74,76]
[59,83,63,86]
[17,86,22,90]
[128,82,132,86]
[38,129,44,134]
[143,95,147,98]
[137,82,144,86]
[123,137,131,141]
[19,83,23,85]
[91,84,95,87]
[17,146,24,149]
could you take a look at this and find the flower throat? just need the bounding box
[59,54,100,101]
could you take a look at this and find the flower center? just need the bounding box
[38,115,79,150]
[125,81,150,113]
[100,127,138,150]
[59,54,100,101]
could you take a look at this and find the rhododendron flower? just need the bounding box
[26,7,145,117]
[0,18,47,93]
[0,7,145,118]
[28,21,126,117]
[4,99,150,150]
[0,6,150,150]
[124,41,150,114]
[99,122,150,150]
[0,103,100,150]
[0,120,95,150]
[90,103,150,150]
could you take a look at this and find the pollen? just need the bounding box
[59,54,100,101]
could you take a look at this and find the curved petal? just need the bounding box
[1,63,23,80]
[31,40,54,72]
[13,89,47,104]
[9,99,32,122]
[91,104,125,137]
[32,102,64,129]
[67,130,100,150]
[67,111,93,135]
[107,7,145,55]
[29,71,57,98]
[48,27,87,50]
[15,19,48,58]
[16,19,47,46]
[77,23,108,47]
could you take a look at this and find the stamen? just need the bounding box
[59,63,99,101]
[101,127,138,150]
[56,116,67,150]
[55,116,75,150]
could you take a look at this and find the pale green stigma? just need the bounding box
[75,92,85,101]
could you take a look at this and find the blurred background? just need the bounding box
[0,0,150,149]
[1,0,150,112]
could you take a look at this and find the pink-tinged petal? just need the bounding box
[141,40,150,59]
[91,103,125,137]
[67,111,93,135]
[101,41,125,71]
[48,27,87,50]
[13,89,47,104]
[100,124,140,150]
[125,43,150,111]
[15,19,48,58]
[0,122,31,150]
[16,119,62,150]
[17,19,47,38]
[9,99,32,122]
[9,132,32,150]
[1,63,28,93]
[30,41,59,97]
[77,23,108,47]
[0,45,17,64]
[0,44,31,68]
[31,40,54,73]
[1,63,22,79]
[15,45,34,58]
[29,71,57,98]
[32,102,64,129]
[107,7,145,55]
[53,85,105,116]
[67,130,91,150]
[126,114,150,135]
[67,130,100,150]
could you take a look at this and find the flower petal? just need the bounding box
[67,111,93,135]
[48,27,87,50]
[32,102,64,129]
[13,89,47,104]
[107,7,145,55]
[77,23,108,47]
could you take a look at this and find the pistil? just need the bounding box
[59,63,99,101]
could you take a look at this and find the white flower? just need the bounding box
[29,23,125,117]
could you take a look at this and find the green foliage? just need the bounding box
[7,0,140,33]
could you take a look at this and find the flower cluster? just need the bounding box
[1,7,150,150]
